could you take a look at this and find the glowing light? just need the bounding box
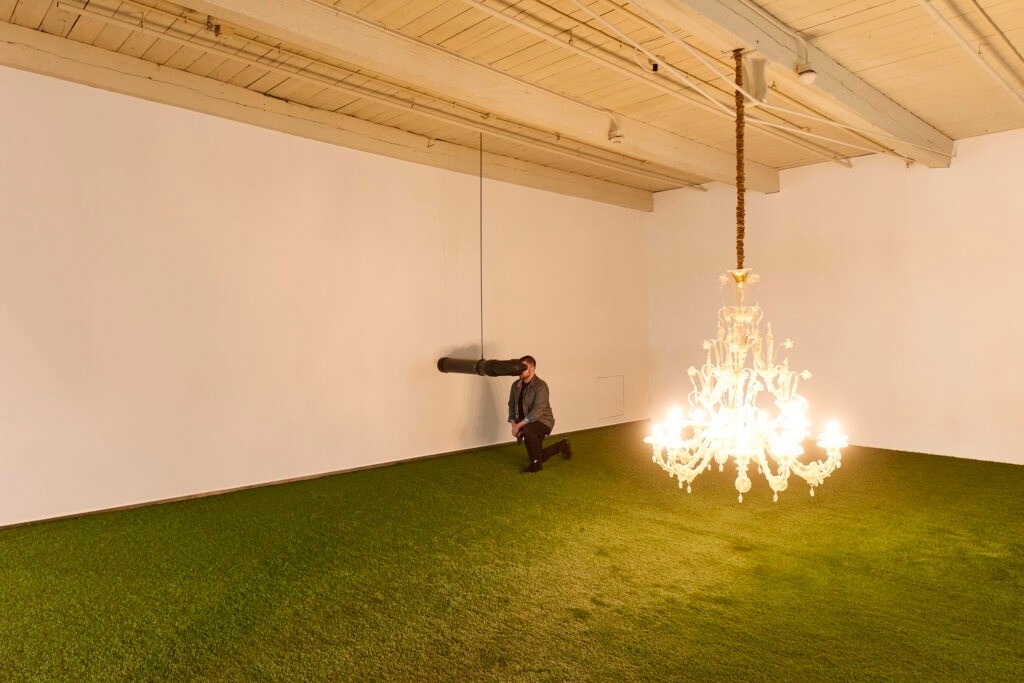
[644,269,847,503]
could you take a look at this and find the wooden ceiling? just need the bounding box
[2,0,1022,209]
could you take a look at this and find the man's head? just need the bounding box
[519,355,536,383]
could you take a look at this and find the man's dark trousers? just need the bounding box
[521,421,564,466]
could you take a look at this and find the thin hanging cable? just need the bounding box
[734,50,745,271]
[479,133,485,359]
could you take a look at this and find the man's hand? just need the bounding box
[510,422,520,438]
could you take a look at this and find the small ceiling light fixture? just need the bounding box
[608,117,625,144]
[796,63,818,84]
[644,50,848,503]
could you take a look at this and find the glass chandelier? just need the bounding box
[645,51,848,503]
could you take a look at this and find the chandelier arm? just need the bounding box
[789,450,841,487]
[758,454,793,500]
[756,451,791,490]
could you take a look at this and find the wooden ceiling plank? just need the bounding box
[511,49,578,80]
[206,40,269,81]
[826,12,938,50]
[536,58,617,88]
[332,1,377,13]
[521,0,623,47]
[140,35,186,65]
[274,81,328,106]
[308,88,361,112]
[438,13,508,51]
[200,54,246,81]
[156,17,210,71]
[0,0,18,23]
[402,1,471,38]
[769,0,904,36]
[333,95,382,117]
[65,12,105,44]
[247,69,292,95]
[466,27,547,64]
[9,0,47,29]
[390,0,445,22]
[129,13,202,67]
[116,30,160,60]
[359,0,415,24]
[160,41,206,71]
[231,63,273,89]
[562,69,635,99]
[178,0,778,190]
[371,109,438,130]
[419,5,486,44]
[0,18,654,209]
[90,22,134,53]
[636,0,953,167]
[490,38,561,71]
[298,83,336,104]
[39,2,77,37]
[378,0,443,29]
[460,21,546,62]
[264,60,324,101]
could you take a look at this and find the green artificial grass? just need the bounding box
[2,423,1022,681]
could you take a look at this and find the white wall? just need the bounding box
[0,66,649,526]
[648,130,1024,465]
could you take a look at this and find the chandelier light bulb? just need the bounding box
[817,420,849,451]
[644,269,847,502]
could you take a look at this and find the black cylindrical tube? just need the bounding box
[437,357,525,377]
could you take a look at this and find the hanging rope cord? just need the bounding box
[734,49,745,271]
[479,132,485,358]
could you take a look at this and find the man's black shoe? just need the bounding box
[562,440,573,460]
[521,461,542,473]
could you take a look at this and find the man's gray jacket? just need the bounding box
[508,377,555,429]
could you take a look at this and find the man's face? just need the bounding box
[520,362,535,383]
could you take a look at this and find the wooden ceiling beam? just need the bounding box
[0,21,654,211]
[636,0,955,168]
[179,0,780,192]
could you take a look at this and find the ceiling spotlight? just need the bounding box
[796,63,818,84]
